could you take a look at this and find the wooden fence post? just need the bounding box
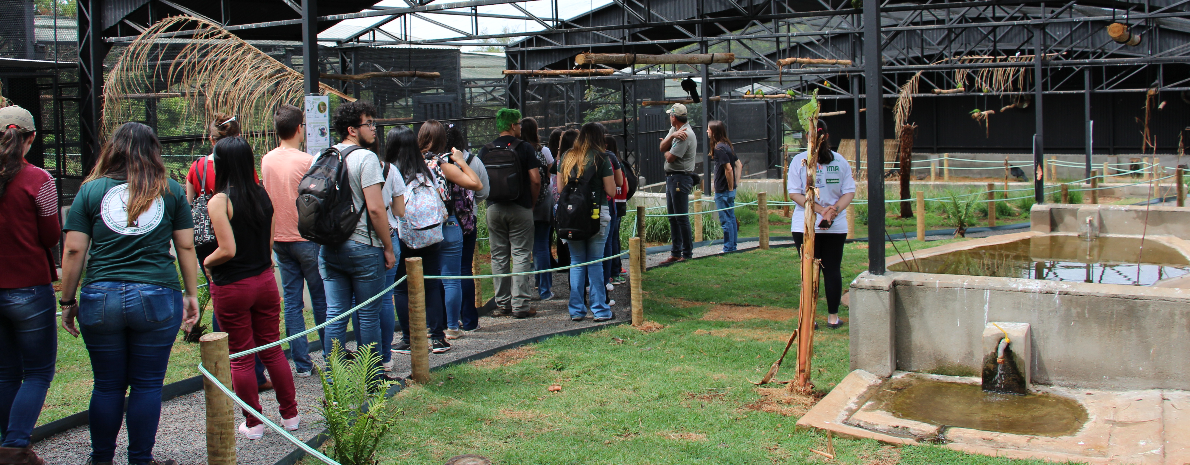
[930,161,937,183]
[1060,184,1070,204]
[782,162,791,216]
[200,332,237,465]
[1090,170,1099,204]
[693,192,704,243]
[1144,157,1151,180]
[636,205,646,240]
[473,255,482,309]
[758,192,769,250]
[943,153,950,181]
[1103,161,1110,181]
[630,237,644,326]
[986,183,996,227]
[1178,167,1185,207]
[407,257,430,384]
[847,206,856,239]
[915,191,925,241]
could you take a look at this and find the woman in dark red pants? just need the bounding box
[204,136,298,440]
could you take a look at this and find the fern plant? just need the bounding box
[319,342,400,465]
[941,191,978,237]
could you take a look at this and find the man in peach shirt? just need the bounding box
[260,104,324,377]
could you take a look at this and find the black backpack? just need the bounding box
[480,140,524,203]
[296,145,364,245]
[554,160,602,241]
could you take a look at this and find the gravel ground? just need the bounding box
[33,260,634,465]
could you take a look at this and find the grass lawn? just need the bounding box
[361,243,1057,465]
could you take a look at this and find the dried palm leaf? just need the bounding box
[104,15,353,148]
[893,71,921,139]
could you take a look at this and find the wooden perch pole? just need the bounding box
[321,71,440,81]
[741,94,794,100]
[576,52,735,66]
[502,69,616,76]
[931,88,966,94]
[818,110,847,117]
[777,57,852,66]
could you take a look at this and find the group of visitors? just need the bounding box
[0,94,853,464]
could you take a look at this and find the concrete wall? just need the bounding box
[1032,203,1190,238]
[851,270,1190,391]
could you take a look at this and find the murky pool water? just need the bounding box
[874,377,1088,437]
[889,235,1190,285]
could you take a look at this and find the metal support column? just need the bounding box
[302,0,319,94]
[863,0,886,274]
[851,74,862,177]
[1033,26,1045,203]
[1084,67,1092,180]
[621,79,638,166]
[700,42,711,192]
[78,0,108,176]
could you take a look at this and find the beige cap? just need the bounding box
[666,103,688,117]
[0,105,34,133]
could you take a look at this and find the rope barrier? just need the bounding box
[197,364,339,464]
[424,250,629,280]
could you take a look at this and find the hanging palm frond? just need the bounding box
[893,71,921,139]
[104,15,353,147]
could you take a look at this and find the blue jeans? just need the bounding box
[440,216,464,330]
[395,242,445,341]
[602,212,622,282]
[78,281,181,464]
[320,240,386,365]
[666,174,694,258]
[533,221,553,297]
[379,230,400,363]
[715,191,739,252]
[566,207,611,319]
[0,285,56,448]
[459,231,480,331]
[273,241,327,373]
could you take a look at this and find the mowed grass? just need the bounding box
[363,245,1062,465]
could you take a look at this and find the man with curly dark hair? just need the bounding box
[318,101,397,373]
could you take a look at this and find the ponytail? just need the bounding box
[0,127,33,197]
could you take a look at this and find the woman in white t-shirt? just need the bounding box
[786,120,855,329]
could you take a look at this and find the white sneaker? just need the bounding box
[382,360,395,372]
[295,370,312,378]
[606,282,614,292]
[281,414,301,431]
[608,299,616,307]
[238,421,265,440]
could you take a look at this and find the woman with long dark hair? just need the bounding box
[0,106,58,464]
[786,119,855,329]
[521,117,556,300]
[553,123,616,322]
[375,127,407,372]
[60,122,200,465]
[707,120,741,252]
[204,136,298,439]
[444,123,489,332]
[391,121,479,354]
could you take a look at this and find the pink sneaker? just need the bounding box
[281,414,301,431]
[238,421,265,440]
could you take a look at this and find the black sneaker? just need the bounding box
[391,340,411,355]
[431,339,452,354]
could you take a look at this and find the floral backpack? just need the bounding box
[425,153,478,234]
[397,162,448,249]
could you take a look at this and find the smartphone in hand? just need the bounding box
[818,218,833,229]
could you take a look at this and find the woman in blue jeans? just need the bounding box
[0,105,60,464]
[378,127,408,371]
[417,121,480,341]
[553,123,617,321]
[59,122,200,465]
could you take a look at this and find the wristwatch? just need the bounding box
[59,298,77,307]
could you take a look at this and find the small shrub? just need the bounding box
[852,203,869,226]
[735,206,759,226]
[1048,187,1084,204]
[319,342,400,465]
[1014,195,1036,213]
[940,191,978,237]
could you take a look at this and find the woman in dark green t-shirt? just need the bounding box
[59,122,199,465]
[554,123,616,322]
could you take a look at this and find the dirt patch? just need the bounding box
[701,304,796,322]
[658,432,707,441]
[859,445,902,465]
[744,387,824,417]
[635,321,666,333]
[650,295,703,308]
[694,328,790,343]
[683,389,729,403]
[471,346,537,369]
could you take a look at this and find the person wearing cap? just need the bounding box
[0,105,58,465]
[787,120,855,329]
[659,103,698,264]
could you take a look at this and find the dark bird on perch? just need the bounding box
[1010,167,1026,182]
[681,78,701,103]
[883,169,899,179]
